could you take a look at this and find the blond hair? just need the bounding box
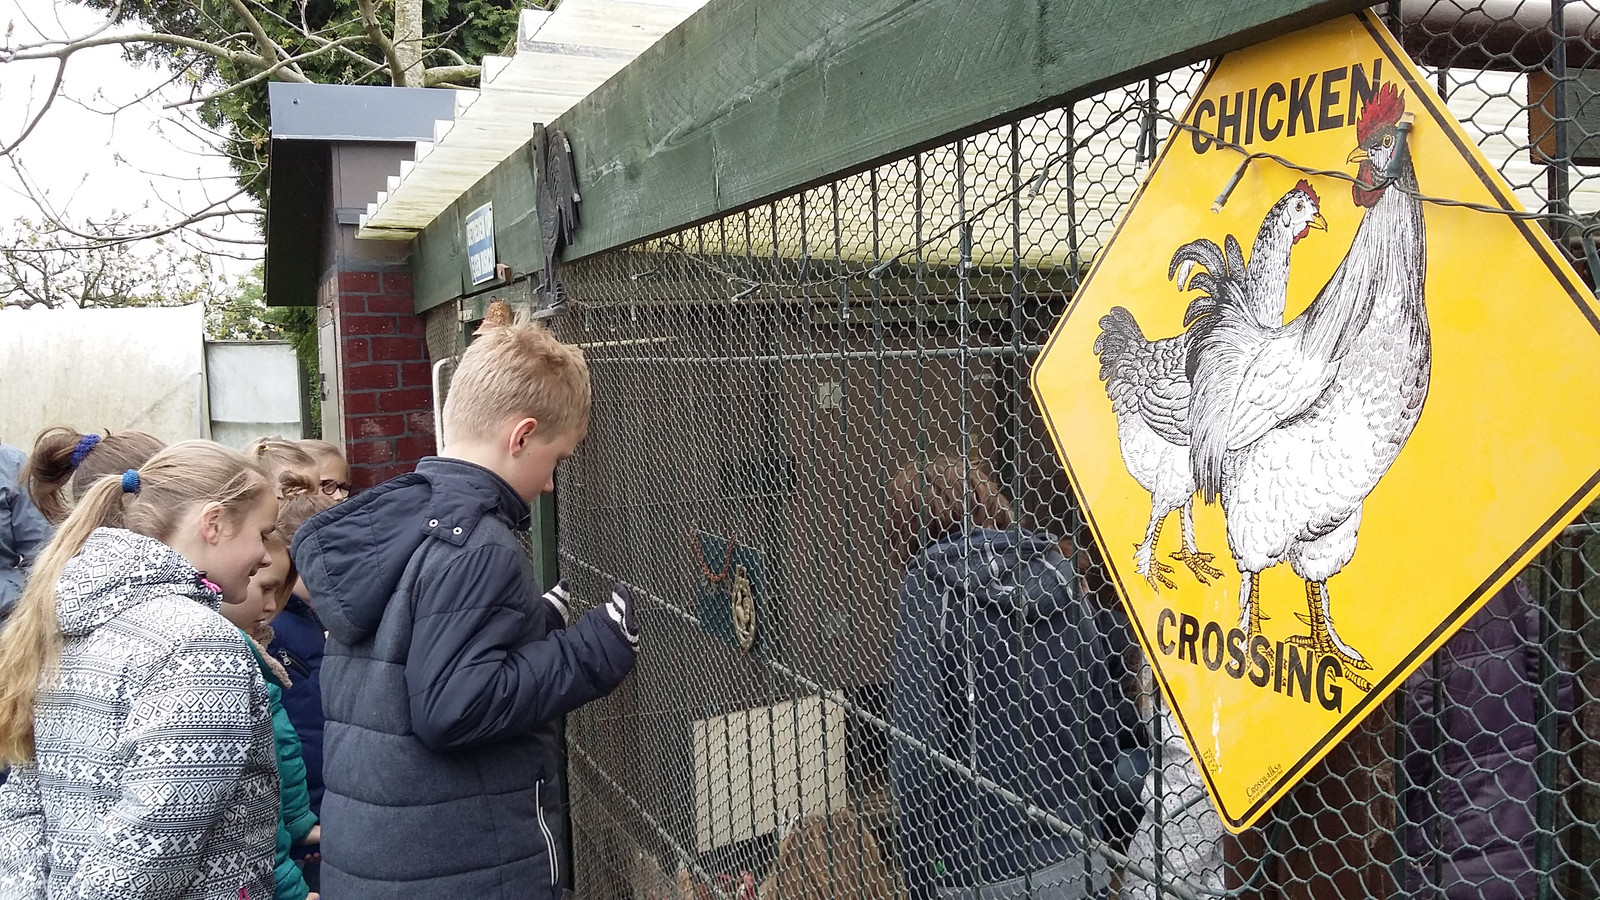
[296,438,345,465]
[22,426,166,524]
[442,322,591,445]
[888,453,1015,564]
[767,810,896,900]
[0,440,270,763]
[275,471,337,545]
[249,437,318,497]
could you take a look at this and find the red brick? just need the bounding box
[346,439,395,465]
[381,462,417,481]
[342,338,369,364]
[343,391,378,415]
[338,293,366,316]
[343,364,398,391]
[350,465,384,492]
[396,313,426,337]
[369,336,426,362]
[349,415,406,439]
[394,434,436,462]
[343,314,399,336]
[405,411,436,436]
[381,272,413,295]
[399,361,433,388]
[377,387,433,414]
[339,271,379,293]
[365,293,413,316]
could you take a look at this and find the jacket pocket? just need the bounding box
[536,778,559,886]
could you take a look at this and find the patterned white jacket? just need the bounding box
[0,528,277,900]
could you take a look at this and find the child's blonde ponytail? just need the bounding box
[0,441,270,764]
[0,475,128,763]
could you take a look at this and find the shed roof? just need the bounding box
[357,1,710,241]
[264,83,458,306]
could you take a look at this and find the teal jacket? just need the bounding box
[242,630,317,900]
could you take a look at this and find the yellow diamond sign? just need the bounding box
[1030,10,1600,832]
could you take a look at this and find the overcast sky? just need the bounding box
[0,0,261,276]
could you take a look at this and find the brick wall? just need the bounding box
[336,270,436,491]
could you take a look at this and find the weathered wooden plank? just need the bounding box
[493,145,545,277]
[414,205,466,311]
[413,144,546,312]
[552,0,1371,260]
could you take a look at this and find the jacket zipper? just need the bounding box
[536,778,558,886]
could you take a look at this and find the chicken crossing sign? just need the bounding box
[1031,11,1600,831]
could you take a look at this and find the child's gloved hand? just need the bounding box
[606,583,640,650]
[540,580,573,627]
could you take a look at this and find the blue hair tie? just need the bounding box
[69,434,101,470]
[121,469,141,494]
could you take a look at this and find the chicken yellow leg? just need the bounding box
[1237,571,1267,643]
[1287,580,1373,692]
[1136,516,1178,591]
[1170,501,1225,584]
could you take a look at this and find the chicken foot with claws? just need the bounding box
[1169,502,1224,584]
[1236,572,1269,642]
[1135,517,1178,590]
[1287,580,1372,692]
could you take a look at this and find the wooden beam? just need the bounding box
[412,0,1370,306]
[551,0,1373,261]
[412,144,546,312]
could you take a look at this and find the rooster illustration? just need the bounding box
[1182,83,1426,691]
[1094,183,1325,589]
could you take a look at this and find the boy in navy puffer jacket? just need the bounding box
[292,322,638,900]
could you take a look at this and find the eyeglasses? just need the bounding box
[320,479,351,497]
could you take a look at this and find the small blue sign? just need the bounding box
[465,202,495,285]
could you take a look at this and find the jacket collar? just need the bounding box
[56,528,221,637]
[414,456,531,546]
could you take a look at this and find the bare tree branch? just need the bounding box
[2,31,299,82]
[163,36,370,109]
[423,64,481,87]
[0,61,67,160]
[426,46,470,68]
[354,0,407,87]
[223,0,292,76]
[16,207,264,251]
[71,56,204,117]
[243,2,389,77]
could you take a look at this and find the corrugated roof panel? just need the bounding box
[359,0,710,240]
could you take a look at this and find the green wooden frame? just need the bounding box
[413,0,1371,312]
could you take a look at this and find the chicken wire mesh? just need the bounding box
[538,5,1599,898]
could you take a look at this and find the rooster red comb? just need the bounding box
[1356,82,1406,144]
[1293,178,1320,207]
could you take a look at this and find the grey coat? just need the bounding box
[0,444,52,620]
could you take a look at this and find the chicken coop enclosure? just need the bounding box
[533,4,1600,899]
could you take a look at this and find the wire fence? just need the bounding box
[545,4,1599,897]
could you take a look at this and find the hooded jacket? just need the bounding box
[0,444,52,621]
[266,596,324,815]
[290,457,636,900]
[240,631,316,900]
[0,528,278,900]
[891,528,1146,898]
[1401,578,1574,896]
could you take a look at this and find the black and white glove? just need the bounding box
[540,580,573,627]
[606,583,640,650]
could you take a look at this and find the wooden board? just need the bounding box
[411,0,1371,309]
[551,0,1373,261]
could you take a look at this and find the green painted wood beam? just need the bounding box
[552,0,1373,261]
[413,0,1370,309]
[413,143,546,312]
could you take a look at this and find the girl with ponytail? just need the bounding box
[0,440,280,899]
[21,426,165,524]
